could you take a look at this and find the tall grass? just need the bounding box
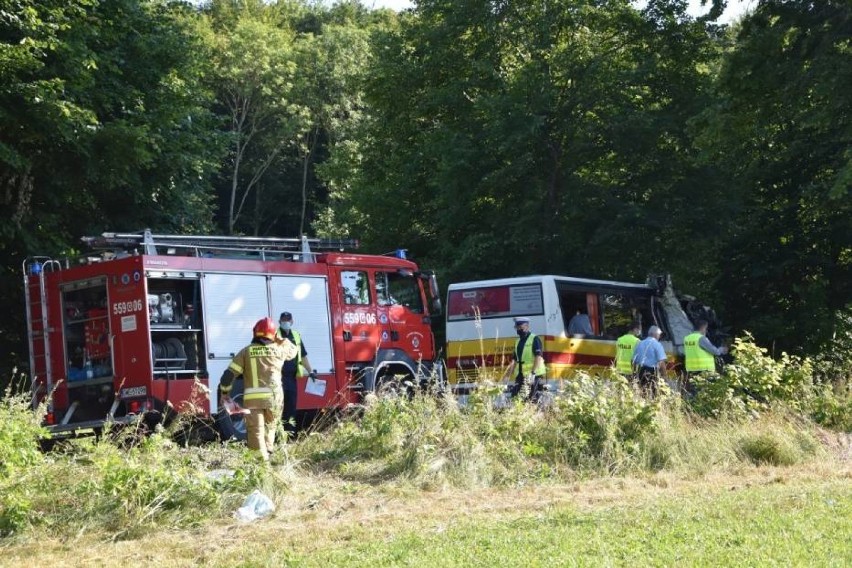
[1,332,849,540]
[294,376,831,488]
[0,388,271,539]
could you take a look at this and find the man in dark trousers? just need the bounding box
[276,311,316,440]
[501,316,547,401]
[631,325,667,398]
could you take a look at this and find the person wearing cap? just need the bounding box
[276,311,316,440]
[501,316,547,401]
[631,325,667,397]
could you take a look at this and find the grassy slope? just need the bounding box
[4,462,849,566]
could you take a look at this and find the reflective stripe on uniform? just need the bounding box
[229,361,243,374]
[249,356,260,390]
[244,387,274,400]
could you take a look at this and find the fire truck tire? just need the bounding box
[215,394,247,442]
[374,367,416,399]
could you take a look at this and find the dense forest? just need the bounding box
[1,0,849,379]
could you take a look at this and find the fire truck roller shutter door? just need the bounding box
[202,273,270,414]
[269,276,334,377]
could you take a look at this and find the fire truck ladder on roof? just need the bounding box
[81,230,359,262]
[22,257,62,409]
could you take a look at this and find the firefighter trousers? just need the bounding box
[245,387,283,460]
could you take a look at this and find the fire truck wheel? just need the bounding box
[215,409,247,442]
[375,368,416,400]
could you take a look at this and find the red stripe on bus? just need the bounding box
[447,351,615,368]
[546,352,613,367]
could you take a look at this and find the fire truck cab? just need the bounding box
[23,231,442,436]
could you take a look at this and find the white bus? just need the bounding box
[445,274,701,392]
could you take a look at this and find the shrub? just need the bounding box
[812,308,852,384]
[533,371,659,473]
[299,370,662,483]
[690,334,815,418]
[808,380,852,432]
[0,391,46,481]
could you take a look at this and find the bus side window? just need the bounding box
[600,294,633,339]
[600,294,653,339]
[557,288,593,335]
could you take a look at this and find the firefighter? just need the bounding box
[219,317,297,461]
[276,311,316,440]
[501,316,547,401]
[615,321,642,379]
[631,325,667,398]
[683,319,727,393]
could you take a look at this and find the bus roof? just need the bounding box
[447,274,654,292]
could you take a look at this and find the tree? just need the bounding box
[697,0,852,352]
[0,0,220,380]
[295,22,372,235]
[205,13,307,235]
[339,0,722,294]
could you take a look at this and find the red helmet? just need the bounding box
[253,317,277,340]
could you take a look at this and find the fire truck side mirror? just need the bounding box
[429,274,442,315]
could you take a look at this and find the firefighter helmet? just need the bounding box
[253,317,277,340]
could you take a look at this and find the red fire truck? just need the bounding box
[23,231,442,437]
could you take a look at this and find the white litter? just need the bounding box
[234,489,275,522]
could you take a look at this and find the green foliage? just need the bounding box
[0,387,46,535]
[812,308,852,384]
[0,377,46,478]
[0,0,220,378]
[0,415,265,538]
[691,334,813,417]
[337,0,725,297]
[808,381,852,433]
[301,374,664,484]
[700,0,852,352]
[686,333,851,431]
[544,372,659,468]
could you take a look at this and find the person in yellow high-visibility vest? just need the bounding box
[276,311,315,441]
[683,319,727,372]
[219,317,297,461]
[682,319,727,397]
[615,321,642,379]
[501,316,547,401]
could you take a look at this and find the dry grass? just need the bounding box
[4,455,849,566]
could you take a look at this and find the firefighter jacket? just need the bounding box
[615,333,640,374]
[220,338,297,409]
[684,332,715,373]
[514,333,547,377]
